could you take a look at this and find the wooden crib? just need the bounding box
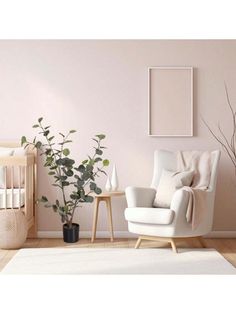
[0,142,37,238]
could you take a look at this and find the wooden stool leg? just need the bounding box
[91,198,99,242]
[106,197,114,242]
[170,238,178,253]
[135,237,142,249]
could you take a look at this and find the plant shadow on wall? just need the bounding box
[21,117,109,243]
[202,84,236,176]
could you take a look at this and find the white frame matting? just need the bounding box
[148,66,193,137]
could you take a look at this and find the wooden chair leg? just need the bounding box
[135,237,142,249]
[106,198,114,242]
[198,236,206,248]
[170,238,178,253]
[91,198,99,243]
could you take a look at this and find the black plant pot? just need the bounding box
[63,223,80,243]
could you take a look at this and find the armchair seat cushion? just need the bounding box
[125,207,175,225]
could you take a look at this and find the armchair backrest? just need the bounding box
[151,149,220,192]
[151,150,177,189]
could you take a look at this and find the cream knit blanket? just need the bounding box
[177,151,212,229]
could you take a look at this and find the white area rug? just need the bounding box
[1,248,236,274]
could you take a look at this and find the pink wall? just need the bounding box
[0,40,236,233]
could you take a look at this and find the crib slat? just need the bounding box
[19,166,21,209]
[24,164,28,217]
[11,166,14,209]
[4,166,7,209]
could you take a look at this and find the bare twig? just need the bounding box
[201,85,236,174]
[224,82,236,157]
[201,117,236,169]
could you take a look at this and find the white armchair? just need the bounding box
[125,150,221,252]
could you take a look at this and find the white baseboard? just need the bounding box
[37,230,236,239]
[37,231,137,239]
[204,231,236,238]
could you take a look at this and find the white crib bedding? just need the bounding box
[0,188,25,209]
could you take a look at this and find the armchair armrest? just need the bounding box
[170,188,214,234]
[171,188,213,218]
[125,186,156,208]
[170,189,190,219]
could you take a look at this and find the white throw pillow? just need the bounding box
[0,147,26,188]
[13,147,26,156]
[153,169,194,208]
[0,150,14,188]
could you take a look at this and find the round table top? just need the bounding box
[93,191,125,198]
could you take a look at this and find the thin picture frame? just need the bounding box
[148,66,193,137]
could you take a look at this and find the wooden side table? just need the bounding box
[91,191,125,242]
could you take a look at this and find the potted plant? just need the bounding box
[21,117,109,243]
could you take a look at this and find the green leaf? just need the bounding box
[66,169,74,177]
[35,141,42,149]
[95,187,102,195]
[103,159,109,166]
[70,194,80,200]
[50,165,57,170]
[56,157,75,167]
[96,134,106,140]
[86,164,93,172]
[63,148,70,156]
[82,172,91,181]
[52,184,61,188]
[94,157,102,162]
[69,130,76,133]
[21,136,27,146]
[60,175,67,181]
[38,117,43,123]
[41,196,48,202]
[48,136,54,141]
[84,195,94,203]
[48,171,55,175]
[96,149,103,155]
[78,165,85,173]
[45,149,52,155]
[97,167,107,176]
[90,182,96,190]
[76,178,85,187]
[32,124,39,128]
[88,159,95,166]
[82,159,88,165]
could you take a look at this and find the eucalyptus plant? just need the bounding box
[21,117,109,228]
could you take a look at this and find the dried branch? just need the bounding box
[224,82,236,158]
[202,117,236,168]
[201,85,236,174]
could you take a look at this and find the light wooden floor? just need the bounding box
[1,238,236,271]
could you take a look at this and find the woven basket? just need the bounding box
[0,209,27,249]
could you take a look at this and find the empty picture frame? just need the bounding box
[148,67,193,137]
